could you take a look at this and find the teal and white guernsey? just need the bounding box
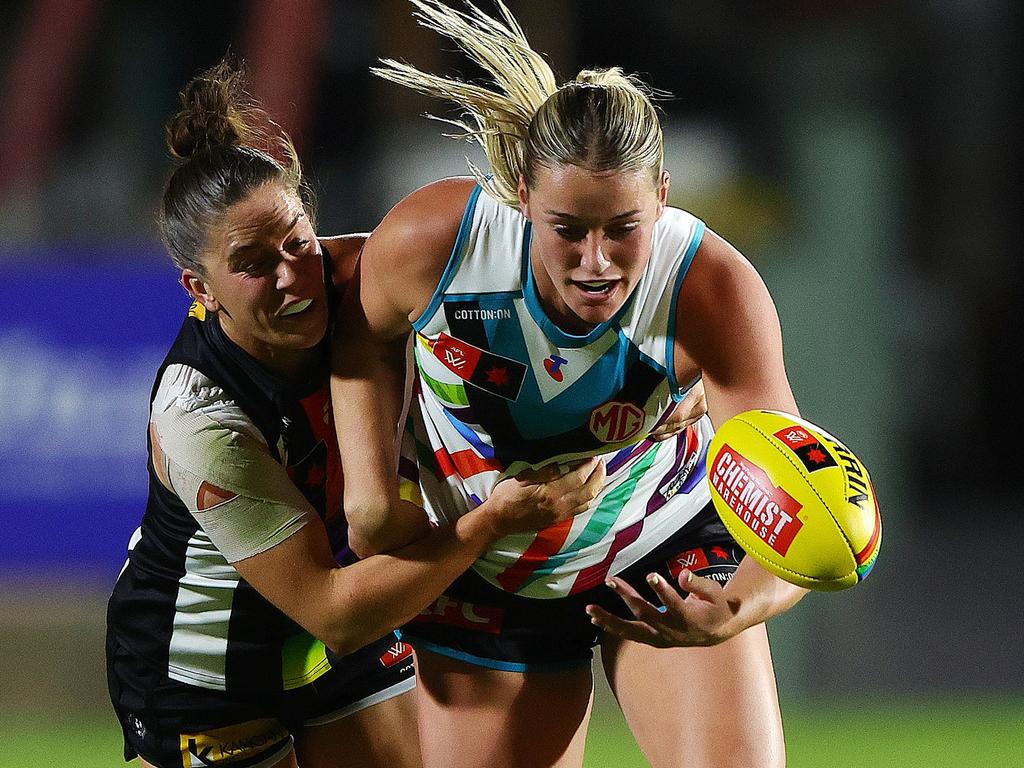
[409,186,714,598]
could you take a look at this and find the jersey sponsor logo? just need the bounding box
[589,401,645,443]
[658,429,701,500]
[125,713,147,740]
[452,308,512,320]
[513,299,618,402]
[196,481,236,511]
[667,545,739,583]
[700,570,735,584]
[431,333,526,401]
[709,545,732,561]
[543,354,568,382]
[379,641,414,668]
[179,718,289,767]
[710,444,804,555]
[773,427,838,474]
[411,594,505,634]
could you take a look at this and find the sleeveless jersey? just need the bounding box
[107,254,352,693]
[410,187,715,598]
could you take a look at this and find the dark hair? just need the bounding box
[159,57,311,273]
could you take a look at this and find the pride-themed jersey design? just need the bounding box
[410,186,714,598]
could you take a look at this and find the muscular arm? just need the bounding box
[591,231,808,646]
[674,230,807,627]
[674,229,798,427]
[236,491,499,656]
[154,359,603,657]
[330,178,477,555]
[154,402,496,654]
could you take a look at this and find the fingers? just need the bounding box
[672,568,721,603]
[649,388,707,442]
[548,458,605,511]
[648,424,674,442]
[515,457,594,485]
[644,572,690,614]
[605,577,667,625]
[514,465,561,484]
[582,457,606,492]
[674,380,707,427]
[586,604,666,647]
[545,457,597,490]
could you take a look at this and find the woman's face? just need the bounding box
[183,182,328,374]
[519,164,668,334]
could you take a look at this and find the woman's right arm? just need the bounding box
[152,364,604,657]
[330,178,478,555]
[234,460,602,656]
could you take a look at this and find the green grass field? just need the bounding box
[3,697,1020,767]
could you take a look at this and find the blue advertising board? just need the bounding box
[0,246,188,579]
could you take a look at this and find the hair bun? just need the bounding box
[165,60,246,159]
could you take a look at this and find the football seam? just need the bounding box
[735,416,858,567]
[715,511,851,583]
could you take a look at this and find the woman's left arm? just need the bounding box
[589,228,808,646]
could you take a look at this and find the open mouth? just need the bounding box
[572,279,618,297]
[279,298,313,317]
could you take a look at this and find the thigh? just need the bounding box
[414,648,594,768]
[295,688,420,768]
[601,625,785,768]
[289,633,419,768]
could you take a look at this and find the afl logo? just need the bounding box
[589,401,645,443]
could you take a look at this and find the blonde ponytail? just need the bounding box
[373,0,556,205]
[375,1,666,206]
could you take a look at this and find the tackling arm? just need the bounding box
[329,178,480,555]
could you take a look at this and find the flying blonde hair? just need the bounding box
[373,0,664,207]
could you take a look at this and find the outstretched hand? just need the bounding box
[587,569,745,648]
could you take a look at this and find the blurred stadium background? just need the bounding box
[0,1,1021,765]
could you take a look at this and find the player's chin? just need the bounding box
[274,320,327,350]
[568,285,627,325]
[275,309,328,346]
[571,304,619,328]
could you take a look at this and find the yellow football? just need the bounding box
[707,410,881,591]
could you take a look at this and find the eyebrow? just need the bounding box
[228,212,304,258]
[544,209,642,222]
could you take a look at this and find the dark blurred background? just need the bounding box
[1,0,1021,760]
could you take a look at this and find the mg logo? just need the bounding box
[589,401,645,443]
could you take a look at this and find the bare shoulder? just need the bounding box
[674,228,796,422]
[319,233,369,286]
[362,177,478,320]
[678,229,768,317]
[675,228,782,372]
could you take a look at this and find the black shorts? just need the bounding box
[106,632,415,768]
[400,502,743,671]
